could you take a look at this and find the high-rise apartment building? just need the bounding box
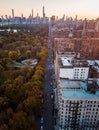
[54,52,99,130]
[58,80,99,129]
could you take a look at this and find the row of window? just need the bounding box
[60,117,98,123]
[74,68,86,71]
[74,72,85,75]
[60,108,99,114]
[74,76,85,79]
[61,100,99,104]
[60,121,97,127]
[60,104,99,109]
[60,112,99,118]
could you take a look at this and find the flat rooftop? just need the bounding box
[61,57,73,67]
[87,60,99,66]
[59,80,86,90]
[61,89,99,99]
[61,57,88,67]
[87,60,99,72]
[59,79,99,99]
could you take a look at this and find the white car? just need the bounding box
[40,126,43,130]
[41,117,43,124]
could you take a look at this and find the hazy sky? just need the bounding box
[0,0,99,19]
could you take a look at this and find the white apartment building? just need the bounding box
[60,57,89,80]
[58,79,99,130]
[54,53,99,130]
[54,53,89,82]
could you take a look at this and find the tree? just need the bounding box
[36,47,47,61]
[8,50,21,60]
[34,35,41,46]
[0,64,4,72]
[9,111,32,130]
[0,124,9,130]
[26,50,32,59]
[14,76,25,86]
[0,97,9,111]
[0,40,3,48]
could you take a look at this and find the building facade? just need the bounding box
[54,53,99,130]
[58,80,99,130]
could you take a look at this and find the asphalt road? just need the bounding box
[40,23,55,130]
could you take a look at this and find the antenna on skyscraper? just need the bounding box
[42,0,45,18]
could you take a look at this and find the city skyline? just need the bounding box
[0,0,99,19]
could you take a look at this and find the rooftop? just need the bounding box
[59,79,99,99]
[61,57,88,67]
[87,60,99,66]
[87,60,99,72]
[87,60,95,66]
[59,80,85,90]
[95,60,99,65]
[61,57,73,67]
[61,89,99,99]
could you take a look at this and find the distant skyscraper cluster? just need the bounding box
[0,6,48,25]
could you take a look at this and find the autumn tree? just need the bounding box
[8,50,21,60]
[9,111,33,130]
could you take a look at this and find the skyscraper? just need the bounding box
[12,9,14,18]
[21,13,23,19]
[32,9,33,18]
[1,15,4,25]
[43,6,45,18]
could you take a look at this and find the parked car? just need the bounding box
[40,125,43,130]
[41,117,43,124]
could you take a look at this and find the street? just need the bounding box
[40,23,55,130]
